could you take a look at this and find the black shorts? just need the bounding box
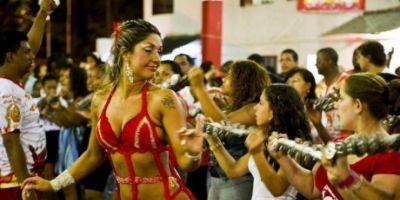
[45,130,60,164]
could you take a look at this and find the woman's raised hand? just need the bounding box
[188,68,205,89]
[245,127,266,154]
[39,0,59,15]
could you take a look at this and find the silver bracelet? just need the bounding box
[184,152,201,162]
[50,170,75,192]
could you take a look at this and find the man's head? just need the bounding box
[316,47,338,76]
[356,41,386,72]
[279,49,298,73]
[174,53,194,75]
[0,31,34,78]
[247,53,264,66]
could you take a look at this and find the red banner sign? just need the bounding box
[298,0,365,11]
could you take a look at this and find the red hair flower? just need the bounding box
[112,22,121,42]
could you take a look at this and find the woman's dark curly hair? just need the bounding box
[264,84,311,141]
[228,60,270,112]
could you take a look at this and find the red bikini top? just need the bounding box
[96,83,167,154]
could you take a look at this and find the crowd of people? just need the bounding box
[0,2,399,200]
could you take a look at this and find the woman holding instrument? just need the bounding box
[268,73,400,200]
[198,84,312,199]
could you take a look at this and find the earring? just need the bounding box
[125,63,134,83]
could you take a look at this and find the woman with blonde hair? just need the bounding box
[22,19,203,200]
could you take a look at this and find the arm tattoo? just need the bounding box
[161,96,176,109]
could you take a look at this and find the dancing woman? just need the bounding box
[22,20,202,200]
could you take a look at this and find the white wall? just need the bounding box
[144,0,400,72]
[221,0,400,72]
[366,0,400,10]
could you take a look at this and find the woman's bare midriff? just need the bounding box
[110,152,190,200]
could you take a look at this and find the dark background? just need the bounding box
[0,0,144,62]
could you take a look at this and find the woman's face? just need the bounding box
[124,33,162,81]
[336,84,357,130]
[286,72,310,101]
[154,63,174,84]
[221,71,233,96]
[254,91,273,127]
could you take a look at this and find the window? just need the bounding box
[262,55,278,73]
[240,0,253,6]
[153,0,173,15]
[240,0,274,7]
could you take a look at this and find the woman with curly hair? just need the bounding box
[200,84,312,200]
[188,60,270,200]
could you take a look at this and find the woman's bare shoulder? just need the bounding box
[148,84,176,98]
[147,85,181,110]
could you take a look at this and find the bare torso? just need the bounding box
[94,84,191,200]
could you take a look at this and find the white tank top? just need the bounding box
[248,156,297,200]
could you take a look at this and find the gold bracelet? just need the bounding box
[209,142,222,152]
